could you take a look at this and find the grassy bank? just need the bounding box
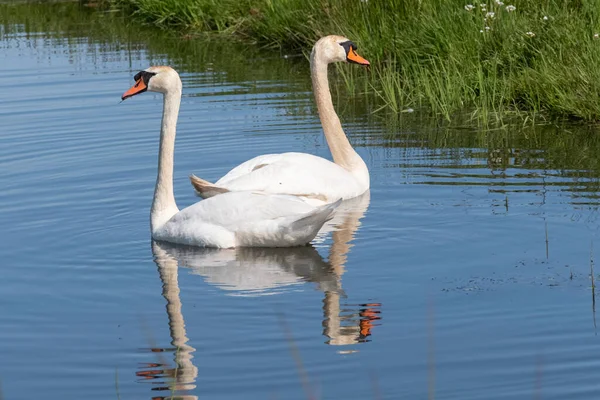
[7,1,600,173]
[108,0,600,124]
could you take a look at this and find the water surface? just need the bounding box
[2,3,600,399]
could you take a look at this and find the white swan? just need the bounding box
[189,35,371,205]
[121,66,340,248]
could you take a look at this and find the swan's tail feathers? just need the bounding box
[189,174,229,199]
[289,198,342,238]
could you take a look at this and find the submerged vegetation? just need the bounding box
[106,0,600,124]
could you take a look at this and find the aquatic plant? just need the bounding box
[107,0,600,124]
[63,0,600,123]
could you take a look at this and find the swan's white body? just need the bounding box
[153,191,339,248]
[190,35,371,205]
[122,66,339,248]
[210,152,366,206]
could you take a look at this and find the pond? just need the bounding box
[2,2,600,399]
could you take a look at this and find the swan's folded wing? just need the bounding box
[215,153,284,185]
[159,192,339,247]
[171,191,317,229]
[215,152,363,203]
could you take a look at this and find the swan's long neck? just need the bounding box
[310,50,369,187]
[151,88,181,233]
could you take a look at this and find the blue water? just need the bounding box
[2,6,600,400]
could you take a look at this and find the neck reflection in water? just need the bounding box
[137,242,199,400]
[140,191,380,398]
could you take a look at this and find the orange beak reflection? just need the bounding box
[347,46,370,66]
[122,78,147,101]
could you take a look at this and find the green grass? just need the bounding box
[107,0,600,123]
[114,0,252,33]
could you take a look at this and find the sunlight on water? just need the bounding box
[2,3,600,400]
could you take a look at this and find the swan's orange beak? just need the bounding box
[347,46,370,66]
[122,78,147,101]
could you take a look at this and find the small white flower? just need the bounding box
[506,5,516,12]
[594,33,599,39]
[480,3,487,7]
[485,26,491,31]
[486,11,495,19]
[495,0,504,5]
[360,0,368,3]
[465,4,475,11]
[525,31,535,37]
[480,29,484,33]
[543,16,548,21]
[481,6,487,12]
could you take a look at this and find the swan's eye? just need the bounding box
[122,71,156,100]
[339,40,357,56]
[133,71,157,85]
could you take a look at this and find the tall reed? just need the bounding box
[110,0,600,122]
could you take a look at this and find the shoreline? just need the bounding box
[104,0,600,124]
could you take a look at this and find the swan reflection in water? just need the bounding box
[138,191,380,397]
[136,241,199,400]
